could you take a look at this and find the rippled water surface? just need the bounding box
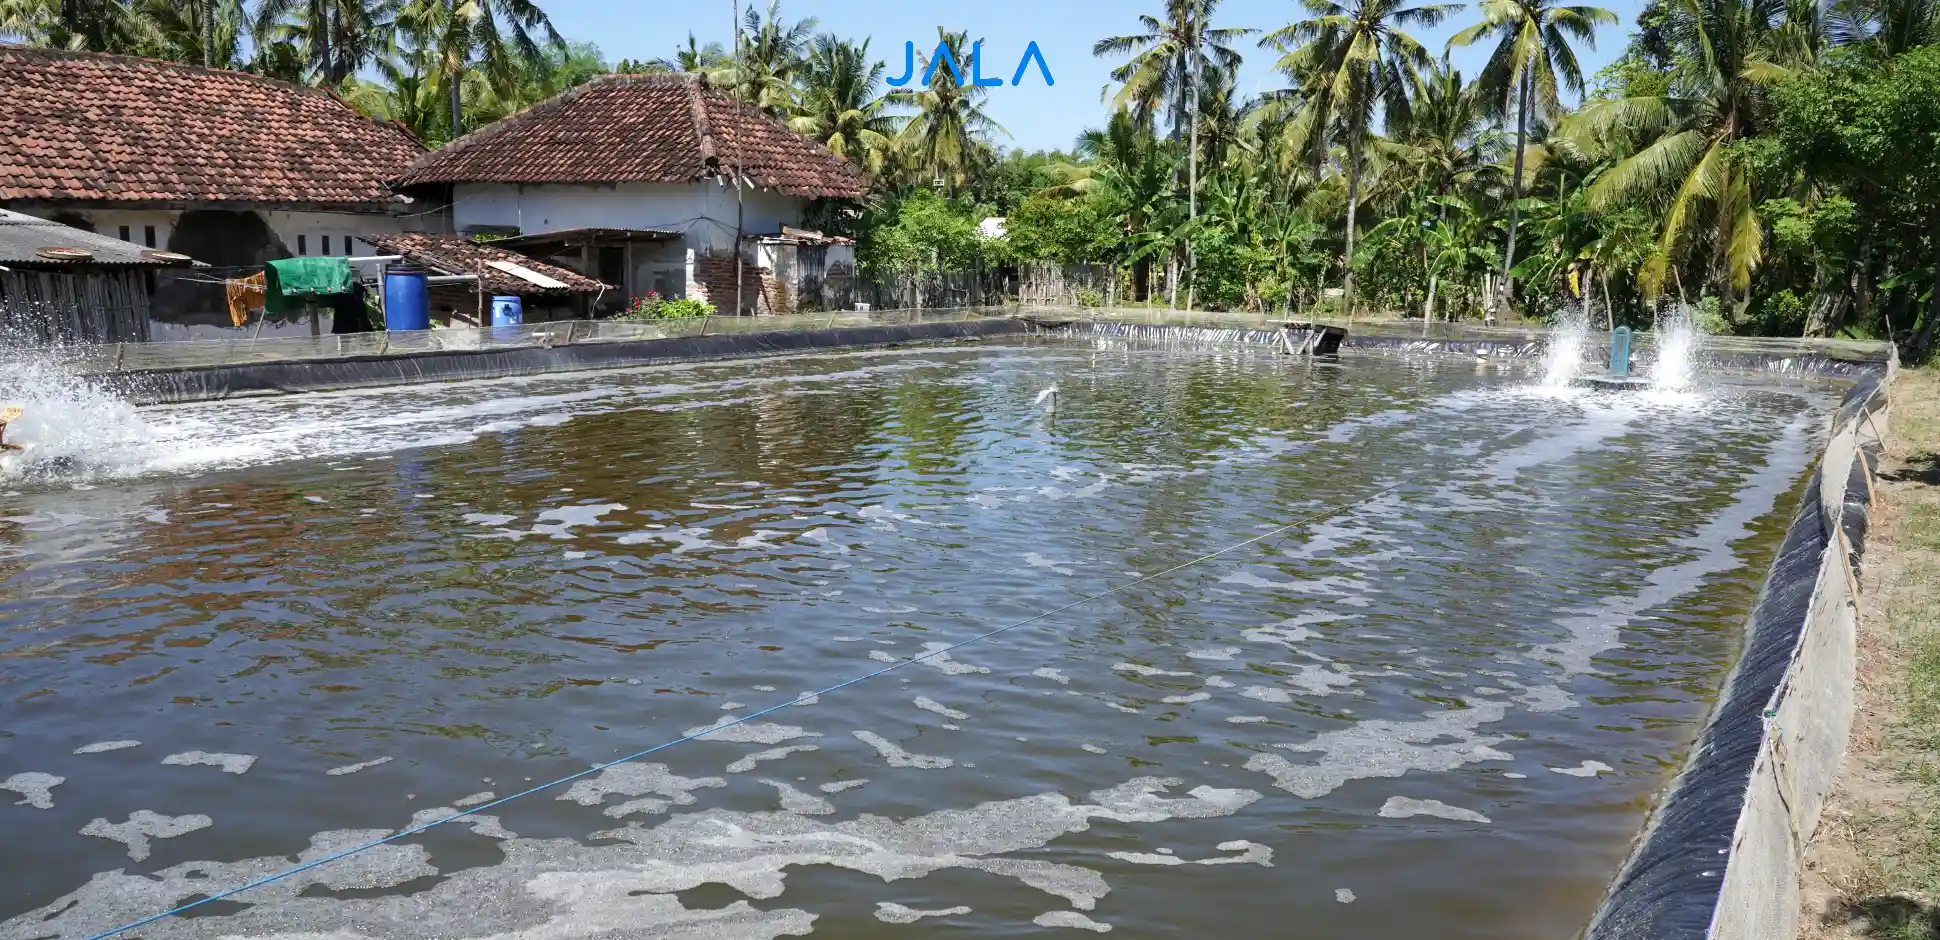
[0,341,1831,939]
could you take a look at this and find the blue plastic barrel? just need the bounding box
[383,266,430,331]
[491,295,523,340]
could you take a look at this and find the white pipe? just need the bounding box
[347,255,404,264]
[426,275,479,285]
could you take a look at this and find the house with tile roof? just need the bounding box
[392,73,871,315]
[0,46,430,333]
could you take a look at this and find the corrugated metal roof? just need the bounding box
[0,208,198,267]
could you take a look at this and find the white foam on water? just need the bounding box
[7,772,1259,938]
[555,763,726,818]
[1550,760,1614,778]
[1035,911,1112,932]
[72,740,141,755]
[914,697,971,721]
[871,643,991,676]
[1378,797,1491,824]
[1108,840,1273,867]
[324,757,392,776]
[2,772,63,809]
[1185,647,1241,661]
[1081,744,1108,754]
[852,731,953,770]
[1161,692,1211,705]
[725,745,820,774]
[160,751,256,774]
[80,810,212,861]
[819,779,869,794]
[1112,663,1193,678]
[1033,667,1071,684]
[1226,716,1269,724]
[875,902,970,923]
[682,718,821,745]
[1240,687,1293,704]
[1024,552,1076,576]
[1336,888,1356,904]
[453,791,496,808]
[760,780,835,816]
[1245,703,1514,798]
[1204,676,1236,689]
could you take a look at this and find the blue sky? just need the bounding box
[549,1,1648,152]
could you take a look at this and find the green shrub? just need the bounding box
[615,294,715,321]
[1074,287,1104,308]
[659,298,715,319]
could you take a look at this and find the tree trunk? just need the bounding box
[448,68,464,135]
[202,0,215,67]
[1913,210,1940,358]
[1582,265,1595,328]
[1423,275,1438,337]
[1600,271,1613,332]
[1498,69,1532,318]
[1186,45,1198,313]
[1342,144,1361,325]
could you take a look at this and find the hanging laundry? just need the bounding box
[225,272,266,328]
[264,257,355,313]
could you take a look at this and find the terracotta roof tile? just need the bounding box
[0,47,424,208]
[395,74,869,199]
[360,232,613,296]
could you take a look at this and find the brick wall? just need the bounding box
[691,254,781,315]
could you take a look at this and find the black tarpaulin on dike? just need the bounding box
[1584,376,1885,940]
[109,319,1028,405]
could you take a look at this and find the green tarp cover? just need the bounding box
[264,257,355,312]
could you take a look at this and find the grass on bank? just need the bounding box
[1811,365,1940,940]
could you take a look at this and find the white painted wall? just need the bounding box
[451,181,804,254]
[20,207,418,258]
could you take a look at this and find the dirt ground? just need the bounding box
[1801,366,1940,940]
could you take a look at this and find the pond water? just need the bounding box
[0,340,1830,939]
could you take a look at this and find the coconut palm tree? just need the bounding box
[1043,111,1177,299]
[1566,0,1787,304]
[627,32,725,74]
[1095,0,1255,307]
[396,0,561,136]
[0,0,154,53]
[790,36,900,175]
[1265,0,1460,320]
[713,0,815,117]
[253,0,397,86]
[894,28,1006,193]
[1827,0,1940,57]
[1449,0,1615,315]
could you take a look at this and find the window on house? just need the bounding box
[143,226,155,248]
[119,225,131,242]
[345,235,355,256]
[297,234,307,255]
[323,235,333,256]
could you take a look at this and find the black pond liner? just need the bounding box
[1042,321,1884,377]
[106,318,1028,405]
[1583,375,1887,940]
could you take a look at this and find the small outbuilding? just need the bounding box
[360,232,614,326]
[0,208,199,343]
